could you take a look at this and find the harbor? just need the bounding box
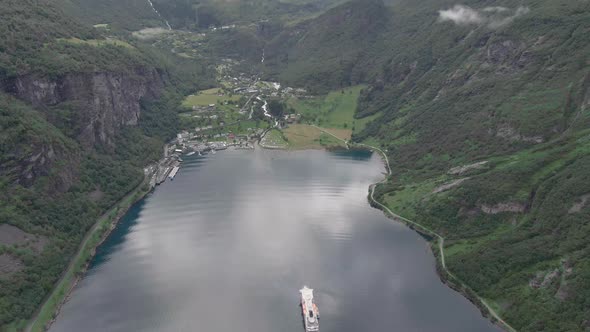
[144,130,260,189]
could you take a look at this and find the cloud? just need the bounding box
[132,27,171,40]
[439,5,530,29]
[483,6,509,13]
[438,5,484,25]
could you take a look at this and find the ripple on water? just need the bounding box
[49,150,500,332]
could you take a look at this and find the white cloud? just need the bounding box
[439,5,530,29]
[438,5,484,25]
[483,6,509,13]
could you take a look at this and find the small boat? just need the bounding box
[186,151,196,156]
[300,286,319,331]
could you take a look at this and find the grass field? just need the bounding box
[287,85,366,129]
[224,120,269,136]
[283,124,350,150]
[383,179,439,219]
[182,88,240,108]
[353,111,381,135]
[261,129,288,148]
[57,37,133,49]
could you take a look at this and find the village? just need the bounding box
[144,63,312,187]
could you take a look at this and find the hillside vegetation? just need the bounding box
[261,0,590,330]
[1,0,588,330]
[0,1,213,330]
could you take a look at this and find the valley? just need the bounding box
[0,0,589,331]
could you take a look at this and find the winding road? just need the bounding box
[359,143,516,332]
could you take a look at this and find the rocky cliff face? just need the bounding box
[14,139,79,193]
[3,67,166,148]
[1,67,167,192]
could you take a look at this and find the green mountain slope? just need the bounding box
[264,0,389,92]
[1,0,588,330]
[0,1,213,330]
[262,0,590,330]
[55,0,164,30]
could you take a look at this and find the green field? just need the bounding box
[287,85,365,129]
[57,37,133,49]
[283,124,349,150]
[353,111,381,135]
[182,88,240,108]
[383,178,440,219]
[261,129,288,148]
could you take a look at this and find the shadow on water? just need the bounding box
[90,198,147,268]
[329,149,373,161]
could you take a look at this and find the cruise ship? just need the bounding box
[300,286,319,332]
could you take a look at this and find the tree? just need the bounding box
[268,100,285,118]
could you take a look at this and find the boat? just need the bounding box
[186,151,196,156]
[168,166,180,180]
[300,286,319,332]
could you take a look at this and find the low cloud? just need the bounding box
[439,5,484,25]
[439,5,530,28]
[132,27,171,40]
[482,6,509,13]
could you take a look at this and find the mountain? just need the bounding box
[262,0,590,330]
[0,1,212,329]
[1,0,589,330]
[264,0,389,92]
[55,0,166,30]
[54,0,348,31]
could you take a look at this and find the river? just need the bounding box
[49,149,499,332]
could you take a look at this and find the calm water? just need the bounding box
[50,149,499,332]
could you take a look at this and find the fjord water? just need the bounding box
[50,149,499,332]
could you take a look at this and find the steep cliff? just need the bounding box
[3,68,166,148]
[0,2,187,329]
[0,94,80,193]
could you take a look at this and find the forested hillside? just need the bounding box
[0,1,212,330]
[262,0,590,330]
[1,0,588,330]
[55,0,347,31]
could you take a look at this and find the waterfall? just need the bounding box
[146,0,172,30]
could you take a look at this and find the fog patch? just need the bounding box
[132,27,171,40]
[438,5,483,25]
[439,5,530,28]
[482,6,509,13]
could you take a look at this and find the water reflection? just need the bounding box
[50,150,499,332]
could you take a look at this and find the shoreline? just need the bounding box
[25,176,154,332]
[26,143,514,332]
[360,143,516,332]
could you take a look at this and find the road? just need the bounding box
[25,176,149,332]
[360,143,516,332]
[310,125,349,148]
